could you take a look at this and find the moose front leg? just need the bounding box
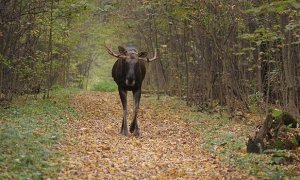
[130,89,141,137]
[119,89,128,136]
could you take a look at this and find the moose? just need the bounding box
[105,45,157,137]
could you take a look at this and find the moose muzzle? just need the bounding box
[126,78,135,86]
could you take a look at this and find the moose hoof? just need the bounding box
[130,123,135,133]
[121,129,128,136]
[133,129,140,137]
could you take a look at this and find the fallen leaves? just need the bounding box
[59,92,252,179]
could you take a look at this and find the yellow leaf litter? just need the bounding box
[59,92,252,179]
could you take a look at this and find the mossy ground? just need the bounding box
[0,88,79,179]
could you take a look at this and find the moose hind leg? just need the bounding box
[130,89,141,137]
[119,89,128,136]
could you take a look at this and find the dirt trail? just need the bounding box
[60,92,250,179]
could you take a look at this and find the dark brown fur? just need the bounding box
[112,59,146,91]
[110,45,149,137]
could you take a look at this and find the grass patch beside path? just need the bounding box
[0,88,79,179]
[91,80,117,92]
[187,112,300,179]
[144,94,300,179]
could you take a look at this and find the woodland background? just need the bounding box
[1,0,300,178]
[1,0,299,117]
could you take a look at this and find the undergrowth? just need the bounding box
[145,94,300,179]
[188,111,300,179]
[0,88,79,179]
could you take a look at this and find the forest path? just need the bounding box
[60,92,250,179]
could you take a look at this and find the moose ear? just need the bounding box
[118,46,127,55]
[138,52,148,58]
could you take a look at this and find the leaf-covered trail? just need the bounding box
[60,92,250,179]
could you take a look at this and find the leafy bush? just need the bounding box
[248,91,264,105]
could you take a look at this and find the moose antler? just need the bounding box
[139,49,158,62]
[104,45,127,59]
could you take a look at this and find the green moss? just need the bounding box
[271,108,283,121]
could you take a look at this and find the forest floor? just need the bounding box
[1,90,298,179]
[59,91,252,179]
